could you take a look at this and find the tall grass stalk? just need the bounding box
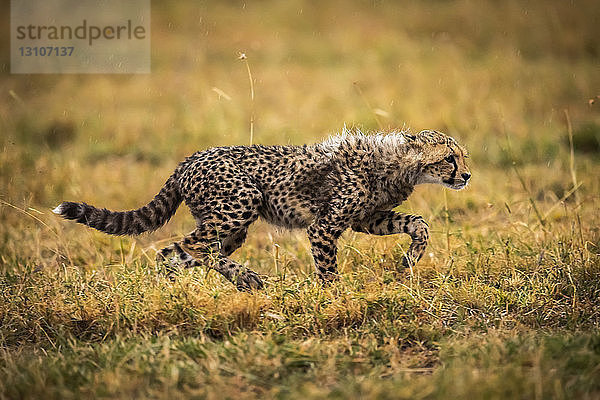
[563,109,580,205]
[239,52,255,145]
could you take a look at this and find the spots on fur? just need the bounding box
[55,128,470,290]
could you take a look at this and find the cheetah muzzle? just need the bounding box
[54,129,470,291]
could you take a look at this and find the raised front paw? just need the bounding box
[235,269,265,291]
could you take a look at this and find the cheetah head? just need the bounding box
[414,130,471,190]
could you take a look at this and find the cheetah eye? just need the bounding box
[444,155,454,163]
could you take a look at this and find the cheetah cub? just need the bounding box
[54,129,470,291]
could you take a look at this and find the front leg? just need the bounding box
[352,211,430,268]
[307,222,345,282]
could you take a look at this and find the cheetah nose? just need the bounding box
[461,172,471,181]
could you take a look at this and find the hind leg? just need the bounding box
[181,224,263,291]
[221,229,248,256]
[157,228,248,272]
[165,161,264,290]
[156,240,201,275]
[183,190,263,290]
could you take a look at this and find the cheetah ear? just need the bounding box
[418,144,451,165]
[417,129,435,138]
[417,130,448,144]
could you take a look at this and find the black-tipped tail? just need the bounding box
[53,174,182,236]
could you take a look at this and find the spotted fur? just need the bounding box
[54,129,470,291]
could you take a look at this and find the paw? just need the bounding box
[156,254,180,282]
[155,252,167,265]
[156,257,178,280]
[235,269,264,291]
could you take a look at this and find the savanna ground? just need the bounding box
[1,1,600,398]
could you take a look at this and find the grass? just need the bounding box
[1,0,600,398]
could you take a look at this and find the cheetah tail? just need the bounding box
[52,173,182,236]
